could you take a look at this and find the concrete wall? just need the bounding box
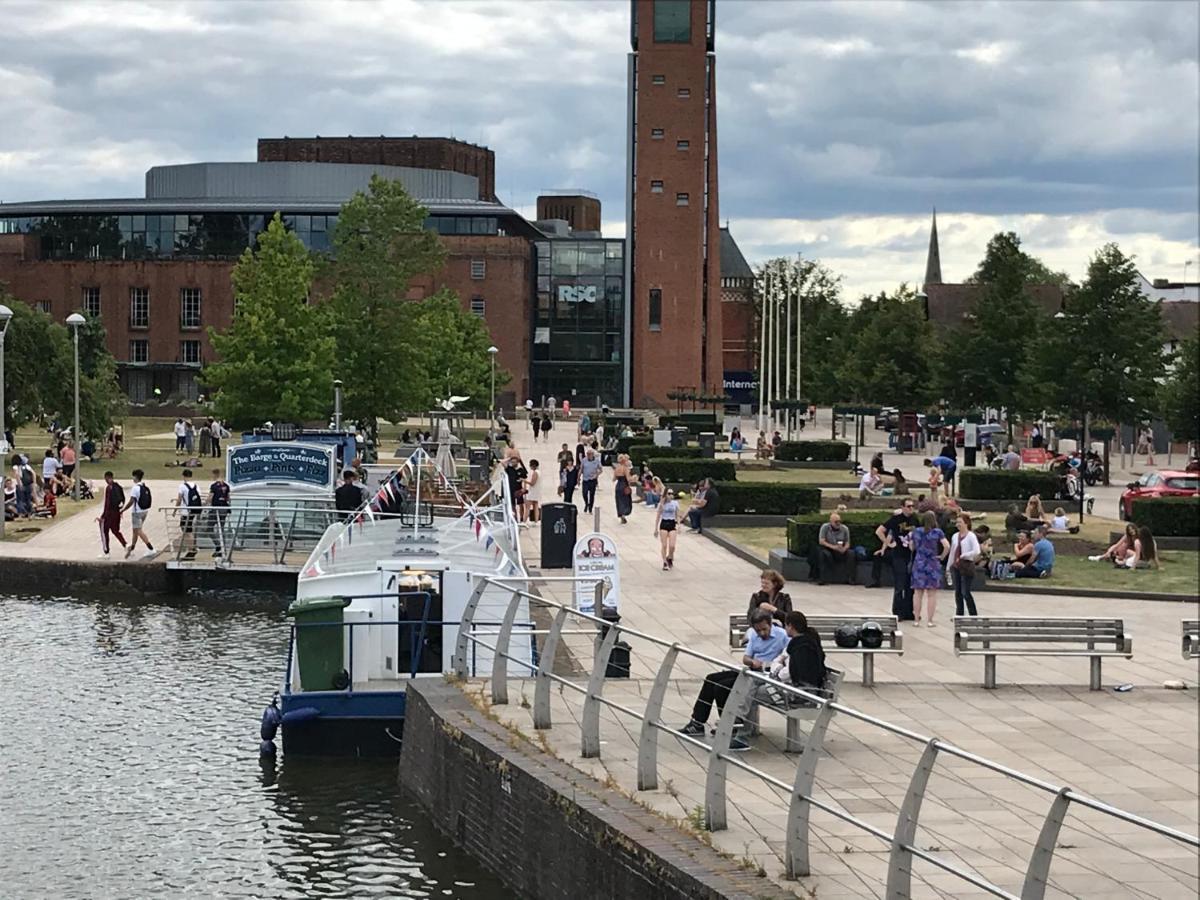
[400,680,790,900]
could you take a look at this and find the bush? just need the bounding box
[628,443,700,470]
[647,458,736,483]
[775,440,851,462]
[714,483,821,516]
[787,510,888,557]
[615,435,652,454]
[659,413,719,435]
[1130,497,1200,537]
[958,468,1059,500]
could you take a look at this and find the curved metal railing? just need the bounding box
[451,573,1198,899]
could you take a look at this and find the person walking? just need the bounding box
[531,413,542,444]
[947,513,980,616]
[524,459,543,524]
[910,511,949,626]
[97,471,128,558]
[184,420,196,456]
[208,468,231,558]
[579,447,601,513]
[875,498,917,620]
[12,454,34,517]
[612,453,634,524]
[560,455,579,504]
[540,412,553,443]
[121,469,156,559]
[653,488,680,570]
[175,469,203,560]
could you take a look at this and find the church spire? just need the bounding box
[923,207,943,287]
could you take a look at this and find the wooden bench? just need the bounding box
[1183,620,1200,660]
[729,613,903,687]
[743,667,845,753]
[954,616,1132,690]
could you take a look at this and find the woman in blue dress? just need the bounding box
[910,510,950,627]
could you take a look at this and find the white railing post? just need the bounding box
[490,588,524,705]
[1021,787,1073,900]
[452,578,489,676]
[581,625,620,758]
[533,606,569,730]
[784,702,835,878]
[885,738,941,898]
[636,645,680,791]
[704,668,755,832]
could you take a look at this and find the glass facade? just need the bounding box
[0,213,499,260]
[531,238,625,406]
[653,0,692,42]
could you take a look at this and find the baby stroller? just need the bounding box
[77,479,95,501]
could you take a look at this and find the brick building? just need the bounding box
[719,226,755,372]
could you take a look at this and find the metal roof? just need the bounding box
[719,226,754,281]
[0,197,520,217]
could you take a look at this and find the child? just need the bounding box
[1051,507,1070,531]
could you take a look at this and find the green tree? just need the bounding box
[837,286,938,407]
[72,315,127,439]
[324,176,448,439]
[412,290,509,408]
[1160,334,1199,444]
[204,214,335,428]
[1045,243,1166,425]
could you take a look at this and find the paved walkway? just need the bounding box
[485,426,1200,898]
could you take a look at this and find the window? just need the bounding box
[653,0,691,42]
[651,128,664,140]
[180,287,201,329]
[470,297,486,318]
[36,300,51,314]
[180,340,201,365]
[676,139,690,150]
[129,340,148,364]
[676,193,690,206]
[677,87,690,98]
[130,287,149,328]
[81,286,101,318]
[650,180,664,193]
[648,289,662,331]
[470,258,486,279]
[652,74,665,85]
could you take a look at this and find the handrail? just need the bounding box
[452,572,1199,896]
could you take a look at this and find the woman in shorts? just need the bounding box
[653,488,680,571]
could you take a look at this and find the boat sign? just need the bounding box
[228,443,336,491]
[572,532,620,613]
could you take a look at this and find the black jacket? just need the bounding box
[786,630,827,689]
[747,590,792,625]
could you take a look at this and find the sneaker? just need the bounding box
[1087,555,1102,562]
[667,557,674,569]
[913,619,922,627]
[662,562,669,571]
[142,549,156,559]
[680,720,705,737]
[211,550,221,558]
[124,547,134,560]
[927,620,937,628]
[1038,570,1049,579]
[97,551,109,559]
[728,737,751,752]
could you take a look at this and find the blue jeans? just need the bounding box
[687,509,703,531]
[16,484,33,516]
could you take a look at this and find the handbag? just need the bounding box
[957,558,977,578]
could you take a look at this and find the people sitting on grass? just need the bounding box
[1025,493,1047,522]
[1092,524,1137,564]
[1005,503,1043,534]
[858,469,883,499]
[33,485,57,519]
[4,476,18,521]
[756,433,771,459]
[1113,526,1160,570]
[1012,524,1055,578]
[748,568,793,626]
[1047,506,1082,534]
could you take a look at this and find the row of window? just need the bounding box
[649,129,690,151]
[69,286,203,329]
[128,340,201,365]
[649,75,691,99]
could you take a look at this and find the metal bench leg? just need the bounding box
[862,653,875,688]
[785,716,805,753]
[1089,656,1101,691]
[984,655,997,689]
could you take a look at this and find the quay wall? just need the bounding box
[399,679,791,900]
[0,559,296,597]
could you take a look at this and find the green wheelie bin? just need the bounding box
[287,596,349,691]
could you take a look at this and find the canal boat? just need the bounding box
[267,448,533,756]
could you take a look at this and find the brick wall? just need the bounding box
[535,195,602,233]
[721,282,756,371]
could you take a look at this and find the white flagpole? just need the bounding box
[772,265,781,435]
[785,268,793,441]
[757,268,768,432]
[766,268,775,434]
[795,271,803,425]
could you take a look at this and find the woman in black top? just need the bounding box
[747,569,793,625]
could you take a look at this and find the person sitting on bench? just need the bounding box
[768,610,828,697]
[813,512,855,585]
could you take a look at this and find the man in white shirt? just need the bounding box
[41,450,61,490]
[173,418,188,456]
[175,469,202,559]
[858,470,882,499]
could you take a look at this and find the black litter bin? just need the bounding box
[468,446,490,481]
[670,426,688,448]
[540,503,577,569]
[963,445,978,468]
[698,432,716,459]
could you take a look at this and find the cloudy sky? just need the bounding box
[2,0,1197,298]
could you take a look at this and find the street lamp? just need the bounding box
[333,379,343,431]
[67,313,85,501]
[0,303,12,539]
[487,345,499,438]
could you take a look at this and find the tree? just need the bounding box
[324,176,449,440]
[412,290,509,408]
[1160,334,1199,444]
[967,232,1072,288]
[204,214,335,428]
[837,286,938,407]
[1045,243,1166,426]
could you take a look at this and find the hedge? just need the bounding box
[1130,497,1200,537]
[958,468,1060,500]
[628,444,701,470]
[775,440,851,462]
[659,413,720,436]
[712,483,821,516]
[786,510,887,557]
[645,458,736,483]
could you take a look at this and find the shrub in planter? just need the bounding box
[958,469,1060,500]
[786,510,887,557]
[714,483,820,516]
[1130,497,1200,537]
[629,444,701,470]
[775,440,851,462]
[647,458,736,483]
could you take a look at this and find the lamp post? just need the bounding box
[66,313,85,501]
[756,269,768,432]
[0,303,12,539]
[333,379,343,431]
[487,345,499,438]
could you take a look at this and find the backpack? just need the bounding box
[20,465,34,486]
[185,482,202,509]
[137,483,152,510]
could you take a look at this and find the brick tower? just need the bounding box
[626,0,721,408]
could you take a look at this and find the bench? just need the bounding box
[729,613,903,687]
[1183,620,1200,660]
[743,667,845,753]
[954,616,1132,690]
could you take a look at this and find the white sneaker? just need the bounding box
[142,549,157,559]
[98,551,109,559]
[1087,555,1102,562]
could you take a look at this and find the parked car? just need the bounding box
[875,407,898,430]
[953,423,1005,447]
[1119,470,1199,520]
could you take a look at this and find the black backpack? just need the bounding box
[137,483,152,509]
[185,482,202,509]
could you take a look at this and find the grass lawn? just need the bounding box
[713,526,783,561]
[736,467,859,486]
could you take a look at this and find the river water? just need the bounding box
[0,593,514,900]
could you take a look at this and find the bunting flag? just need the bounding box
[303,561,323,578]
[484,534,494,550]
[474,518,482,539]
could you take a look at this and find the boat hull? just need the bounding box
[280,689,407,757]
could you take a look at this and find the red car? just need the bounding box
[1120,470,1199,520]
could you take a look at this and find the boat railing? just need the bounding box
[449,573,1199,897]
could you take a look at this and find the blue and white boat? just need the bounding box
[264,449,533,756]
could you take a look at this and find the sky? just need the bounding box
[1,0,1198,299]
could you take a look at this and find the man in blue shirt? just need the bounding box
[681,610,786,749]
[925,454,958,495]
[1016,525,1056,578]
[579,447,602,512]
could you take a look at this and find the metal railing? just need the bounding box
[159,496,344,565]
[451,574,1199,898]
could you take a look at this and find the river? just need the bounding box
[0,593,514,900]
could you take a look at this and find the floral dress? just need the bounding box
[910,527,946,590]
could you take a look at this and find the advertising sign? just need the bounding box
[227,442,335,491]
[557,284,598,304]
[572,532,620,613]
[723,370,758,406]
